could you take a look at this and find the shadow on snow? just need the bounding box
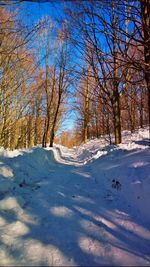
[0,145,150,266]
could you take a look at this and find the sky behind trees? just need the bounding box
[23,0,76,132]
[0,0,149,148]
[5,0,76,132]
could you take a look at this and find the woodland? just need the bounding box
[0,0,149,149]
[0,1,150,265]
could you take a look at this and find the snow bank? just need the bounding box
[0,147,57,199]
[53,127,149,165]
[0,147,23,158]
[0,127,149,194]
[0,127,149,266]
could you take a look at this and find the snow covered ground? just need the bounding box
[0,128,150,266]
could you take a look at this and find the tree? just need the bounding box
[65,0,149,145]
[49,25,71,147]
[0,6,43,149]
[140,0,150,143]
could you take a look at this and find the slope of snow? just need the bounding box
[0,128,150,266]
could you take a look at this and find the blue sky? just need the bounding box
[10,0,77,133]
[18,1,65,23]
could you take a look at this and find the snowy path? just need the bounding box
[0,130,150,266]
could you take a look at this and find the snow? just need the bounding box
[0,127,150,266]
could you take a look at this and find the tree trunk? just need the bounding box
[83,74,89,143]
[42,34,51,148]
[140,0,150,144]
[112,91,121,144]
[49,100,60,147]
[112,0,121,144]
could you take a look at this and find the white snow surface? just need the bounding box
[0,127,150,266]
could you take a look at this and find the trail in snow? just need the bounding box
[0,128,150,266]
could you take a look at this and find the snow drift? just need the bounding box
[0,128,150,266]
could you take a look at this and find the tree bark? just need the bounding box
[49,98,60,147]
[112,91,121,144]
[112,0,121,144]
[140,0,150,144]
[83,73,89,143]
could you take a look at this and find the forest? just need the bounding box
[0,1,150,266]
[0,0,149,149]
